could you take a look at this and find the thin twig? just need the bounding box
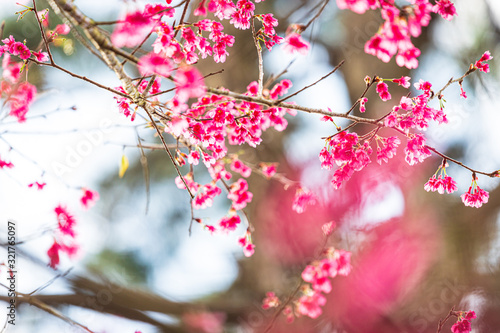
[346,75,376,115]
[277,60,345,103]
[144,110,194,199]
[430,66,476,101]
[136,134,151,215]
[264,59,295,89]
[32,0,55,64]
[436,306,456,333]
[29,59,130,98]
[302,0,330,32]
[251,18,264,97]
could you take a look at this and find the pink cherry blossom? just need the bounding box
[404,134,431,166]
[238,233,255,257]
[433,0,458,21]
[376,81,391,101]
[227,178,253,210]
[475,51,493,73]
[55,205,77,238]
[10,42,31,60]
[461,183,489,208]
[451,311,476,333]
[336,0,378,14]
[230,159,252,178]
[392,76,411,88]
[396,41,421,69]
[187,150,201,165]
[32,50,49,62]
[219,214,241,232]
[359,97,368,113]
[259,162,277,178]
[376,136,401,164]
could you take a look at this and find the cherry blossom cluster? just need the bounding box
[106,0,316,257]
[262,222,352,320]
[0,41,39,122]
[451,310,476,333]
[319,51,493,208]
[0,13,71,122]
[424,161,458,194]
[461,175,489,208]
[319,130,373,189]
[338,0,457,69]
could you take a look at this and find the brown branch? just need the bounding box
[436,306,456,333]
[426,145,498,177]
[207,87,380,125]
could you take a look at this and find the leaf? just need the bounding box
[119,154,129,178]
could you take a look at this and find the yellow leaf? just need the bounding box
[119,154,129,178]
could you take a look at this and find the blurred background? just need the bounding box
[1,0,500,332]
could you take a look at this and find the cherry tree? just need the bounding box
[0,0,499,332]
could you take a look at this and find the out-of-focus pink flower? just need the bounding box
[297,291,326,318]
[0,156,14,169]
[282,32,310,55]
[55,24,70,35]
[28,181,46,190]
[174,66,206,103]
[292,187,316,214]
[183,311,226,333]
[259,162,277,178]
[262,292,280,309]
[81,188,99,209]
[138,53,173,77]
